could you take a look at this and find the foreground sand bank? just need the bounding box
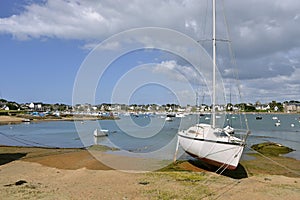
[0,146,300,199]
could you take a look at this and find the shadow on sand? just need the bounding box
[188,159,248,179]
[0,153,27,166]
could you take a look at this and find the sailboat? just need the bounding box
[177,0,250,170]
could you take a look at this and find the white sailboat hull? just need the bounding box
[177,124,245,170]
[93,129,109,137]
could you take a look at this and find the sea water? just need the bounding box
[0,114,299,160]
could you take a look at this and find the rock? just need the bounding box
[15,180,27,186]
[138,181,150,185]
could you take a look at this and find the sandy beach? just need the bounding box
[0,115,118,126]
[0,145,300,200]
[0,116,24,124]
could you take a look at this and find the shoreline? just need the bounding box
[0,115,119,126]
[1,112,299,125]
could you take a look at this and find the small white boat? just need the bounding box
[291,123,295,127]
[272,116,278,120]
[165,116,173,121]
[22,118,31,123]
[175,113,185,118]
[275,122,281,126]
[93,129,108,137]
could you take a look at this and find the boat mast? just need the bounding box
[212,0,216,128]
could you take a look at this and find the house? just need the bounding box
[177,108,186,112]
[29,103,35,109]
[255,104,270,111]
[284,103,300,113]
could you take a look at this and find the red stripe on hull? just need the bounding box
[186,152,238,170]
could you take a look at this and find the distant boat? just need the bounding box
[256,116,263,120]
[175,113,185,118]
[123,112,130,116]
[176,0,249,171]
[275,122,281,126]
[131,113,139,118]
[272,116,278,120]
[165,116,173,122]
[93,129,108,137]
[166,113,175,118]
[22,118,31,123]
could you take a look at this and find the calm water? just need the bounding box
[0,114,299,160]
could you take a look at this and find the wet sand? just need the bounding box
[0,116,24,125]
[0,115,118,125]
[0,145,300,199]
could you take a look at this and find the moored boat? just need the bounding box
[256,116,262,120]
[93,129,109,137]
[178,124,245,170]
[176,0,250,170]
[165,116,173,122]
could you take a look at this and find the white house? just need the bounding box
[29,103,35,109]
[37,104,42,109]
[177,108,186,112]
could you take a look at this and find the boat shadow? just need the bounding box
[188,159,248,179]
[0,153,27,166]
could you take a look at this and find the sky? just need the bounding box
[0,0,299,105]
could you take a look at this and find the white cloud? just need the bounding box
[240,66,300,103]
[82,41,120,51]
[0,0,201,40]
[153,60,202,84]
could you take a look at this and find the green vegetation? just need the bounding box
[158,161,190,172]
[251,142,294,156]
[241,153,300,177]
[87,144,119,152]
[241,103,256,112]
[0,110,25,116]
[141,171,212,200]
[269,101,284,112]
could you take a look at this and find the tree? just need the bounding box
[6,102,19,110]
[269,101,283,112]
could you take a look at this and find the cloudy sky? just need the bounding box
[0,0,299,105]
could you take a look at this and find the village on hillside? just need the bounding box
[0,99,299,117]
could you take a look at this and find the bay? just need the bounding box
[0,113,299,160]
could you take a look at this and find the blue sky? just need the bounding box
[0,33,86,103]
[1,0,299,105]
